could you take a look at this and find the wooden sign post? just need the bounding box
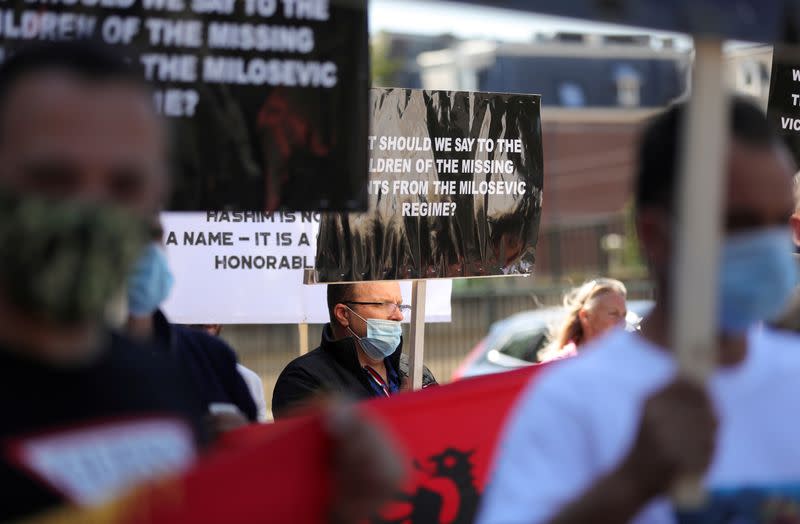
[408,280,428,390]
[670,36,728,506]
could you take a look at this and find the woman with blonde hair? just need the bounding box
[539,278,628,362]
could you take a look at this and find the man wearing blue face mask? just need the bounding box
[126,222,259,430]
[272,282,437,419]
[477,97,800,524]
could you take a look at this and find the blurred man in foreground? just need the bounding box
[0,41,402,522]
[477,97,800,523]
[272,282,437,418]
[0,41,206,520]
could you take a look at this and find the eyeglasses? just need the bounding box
[345,301,411,314]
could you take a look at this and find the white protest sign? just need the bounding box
[160,212,452,324]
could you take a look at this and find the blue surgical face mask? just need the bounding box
[718,227,799,334]
[347,308,402,360]
[127,243,175,317]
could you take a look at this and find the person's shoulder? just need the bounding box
[105,331,168,372]
[543,330,643,375]
[103,332,207,436]
[533,329,668,398]
[754,325,800,370]
[106,332,201,394]
[237,363,263,386]
[277,346,329,378]
[173,324,235,357]
[398,353,438,386]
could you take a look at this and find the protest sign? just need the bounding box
[767,47,800,168]
[0,0,369,212]
[313,88,544,282]
[159,212,452,323]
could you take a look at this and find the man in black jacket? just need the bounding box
[273,282,437,418]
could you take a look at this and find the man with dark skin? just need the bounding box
[477,98,800,523]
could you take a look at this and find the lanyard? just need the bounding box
[364,365,394,397]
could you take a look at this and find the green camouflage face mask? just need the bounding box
[0,187,148,325]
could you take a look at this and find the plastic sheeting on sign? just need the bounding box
[312,88,543,282]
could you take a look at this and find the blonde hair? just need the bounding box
[793,171,800,213]
[539,278,627,360]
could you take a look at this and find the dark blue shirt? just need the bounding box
[152,311,257,422]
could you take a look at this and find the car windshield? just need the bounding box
[497,330,549,363]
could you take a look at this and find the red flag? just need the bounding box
[361,366,542,523]
[27,365,544,524]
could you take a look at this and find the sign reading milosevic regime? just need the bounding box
[0,0,369,212]
[313,88,543,281]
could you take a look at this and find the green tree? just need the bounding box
[370,32,402,86]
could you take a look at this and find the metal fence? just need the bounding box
[223,280,654,420]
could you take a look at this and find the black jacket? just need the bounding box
[272,325,436,419]
[152,311,258,422]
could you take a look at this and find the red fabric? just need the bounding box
[120,365,545,524]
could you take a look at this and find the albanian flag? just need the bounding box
[27,365,543,524]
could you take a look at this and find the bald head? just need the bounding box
[328,282,404,339]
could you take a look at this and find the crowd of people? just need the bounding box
[4,36,800,524]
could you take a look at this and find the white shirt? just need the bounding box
[476,325,800,524]
[237,364,268,423]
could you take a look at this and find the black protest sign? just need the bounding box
[313,88,543,282]
[0,0,368,212]
[768,47,800,168]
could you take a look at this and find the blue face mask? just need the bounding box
[718,227,798,334]
[127,243,175,317]
[348,308,402,360]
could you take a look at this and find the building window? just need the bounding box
[558,82,586,107]
[735,59,770,98]
[614,64,641,107]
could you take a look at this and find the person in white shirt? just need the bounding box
[476,97,800,524]
[237,363,268,422]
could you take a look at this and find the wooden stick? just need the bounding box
[408,280,427,390]
[670,36,728,506]
[298,322,309,356]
